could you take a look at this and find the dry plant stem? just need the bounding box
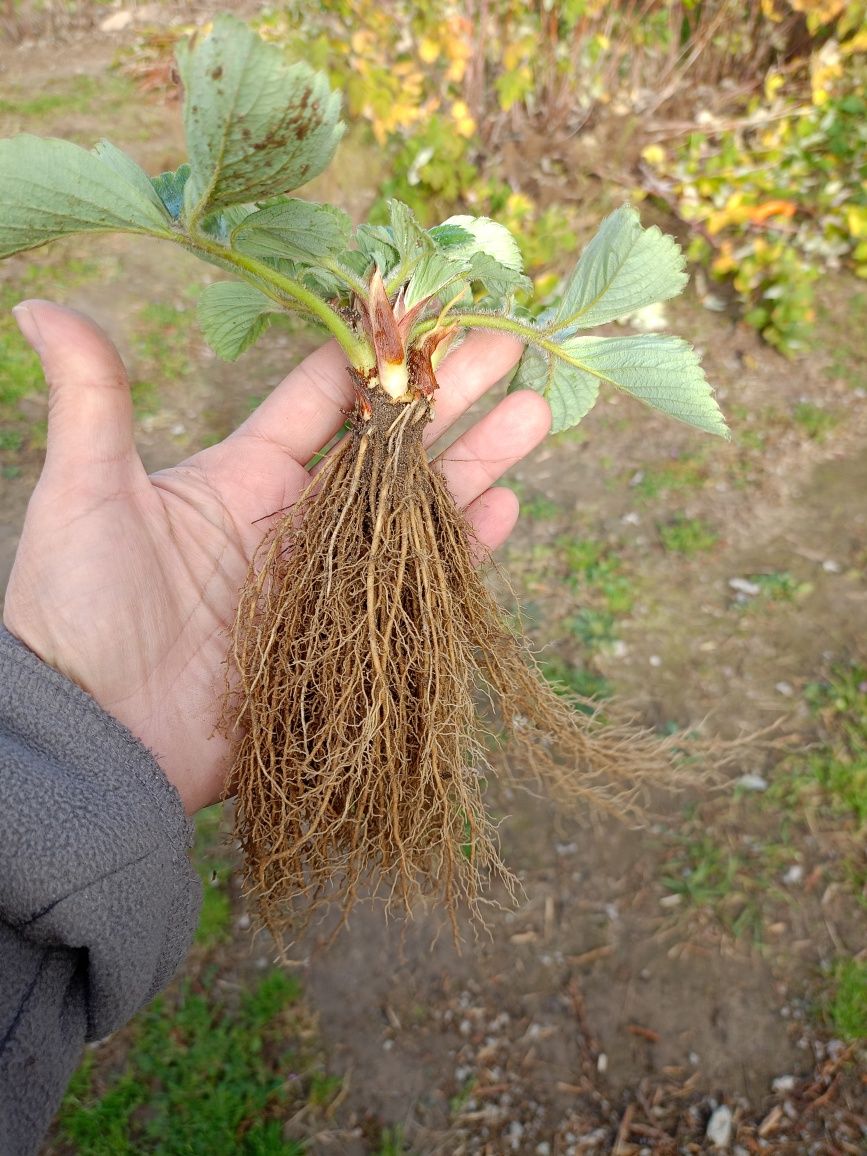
[227,387,678,940]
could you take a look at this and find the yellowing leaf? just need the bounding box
[641,144,666,166]
[846,206,867,239]
[418,36,439,64]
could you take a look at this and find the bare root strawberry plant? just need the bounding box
[0,16,729,938]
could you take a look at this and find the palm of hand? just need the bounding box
[3,303,549,812]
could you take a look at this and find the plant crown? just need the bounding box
[0,15,728,438]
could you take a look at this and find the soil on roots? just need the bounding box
[227,388,678,940]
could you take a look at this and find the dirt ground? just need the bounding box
[1,12,865,1155]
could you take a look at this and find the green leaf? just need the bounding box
[92,140,169,216]
[404,252,469,308]
[354,224,399,274]
[553,205,688,332]
[387,199,428,262]
[176,14,344,220]
[467,252,532,298]
[440,214,524,271]
[428,223,474,249]
[232,198,351,262]
[511,343,600,433]
[543,333,728,437]
[197,281,278,360]
[151,163,192,220]
[0,135,173,258]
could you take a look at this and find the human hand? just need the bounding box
[3,301,550,813]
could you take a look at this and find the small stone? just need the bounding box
[729,577,760,597]
[782,864,803,885]
[100,9,134,31]
[736,773,768,792]
[822,559,841,573]
[235,912,251,930]
[597,1052,608,1073]
[706,1104,733,1148]
[611,640,629,658]
[775,681,794,697]
[622,511,641,525]
[382,1038,394,1051]
[649,654,662,667]
[772,1075,796,1093]
[659,893,682,907]
[535,1144,551,1156]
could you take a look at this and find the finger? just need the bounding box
[424,331,524,444]
[228,340,354,462]
[464,486,520,563]
[13,299,145,487]
[436,390,551,509]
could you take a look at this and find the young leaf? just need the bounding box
[428,222,474,250]
[232,199,352,262]
[151,164,192,221]
[197,281,278,361]
[467,252,532,298]
[517,332,728,437]
[440,215,524,271]
[404,252,469,308]
[552,205,688,332]
[388,199,429,262]
[355,224,400,274]
[177,14,344,221]
[0,135,173,257]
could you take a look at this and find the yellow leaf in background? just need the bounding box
[841,27,867,53]
[847,206,867,238]
[503,40,528,71]
[446,58,467,83]
[350,29,372,55]
[418,36,439,64]
[533,271,559,297]
[764,70,785,100]
[641,143,666,166]
[712,243,737,275]
[506,192,533,221]
[761,0,783,21]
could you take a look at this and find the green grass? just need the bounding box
[130,300,195,416]
[57,971,310,1155]
[658,515,719,556]
[540,655,611,702]
[559,536,635,614]
[771,664,867,823]
[193,805,235,948]
[734,570,814,610]
[631,453,707,500]
[792,401,838,441]
[0,73,134,126]
[822,958,867,1042]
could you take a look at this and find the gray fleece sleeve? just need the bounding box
[0,627,202,1155]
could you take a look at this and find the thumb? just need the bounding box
[13,299,145,486]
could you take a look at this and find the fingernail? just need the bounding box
[12,304,45,355]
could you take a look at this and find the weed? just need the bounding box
[57,970,309,1154]
[658,515,719,556]
[793,402,838,441]
[772,664,867,824]
[130,300,194,416]
[377,1125,412,1155]
[821,959,867,1042]
[193,805,235,948]
[541,656,612,705]
[631,454,708,500]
